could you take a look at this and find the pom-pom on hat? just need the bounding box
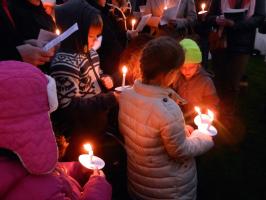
[179,39,202,64]
[0,61,58,175]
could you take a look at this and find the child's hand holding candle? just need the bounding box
[79,143,105,169]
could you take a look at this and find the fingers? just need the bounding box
[101,76,114,89]
[18,44,54,66]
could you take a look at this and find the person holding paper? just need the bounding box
[207,0,264,118]
[0,0,55,66]
[51,0,118,161]
[144,0,197,30]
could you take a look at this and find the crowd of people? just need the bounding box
[0,0,265,199]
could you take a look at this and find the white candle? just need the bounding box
[195,106,203,123]
[131,19,136,31]
[122,66,128,87]
[55,28,60,35]
[164,0,168,10]
[207,109,214,130]
[201,3,206,12]
[84,144,93,163]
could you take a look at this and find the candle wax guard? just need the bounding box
[79,155,105,170]
[198,10,207,15]
[115,85,131,92]
[194,114,217,136]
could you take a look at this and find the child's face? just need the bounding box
[180,63,200,80]
[88,26,102,50]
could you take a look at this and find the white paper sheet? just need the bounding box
[43,23,79,51]
[136,14,152,32]
[160,6,178,26]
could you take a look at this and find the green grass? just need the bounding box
[197,55,266,200]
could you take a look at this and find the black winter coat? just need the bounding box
[0,1,23,61]
[207,0,264,54]
[8,0,55,41]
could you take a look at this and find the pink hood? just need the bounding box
[0,61,58,175]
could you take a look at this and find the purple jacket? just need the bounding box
[0,157,112,200]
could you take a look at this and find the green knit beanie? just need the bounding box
[179,39,202,64]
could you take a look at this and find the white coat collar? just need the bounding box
[133,80,187,104]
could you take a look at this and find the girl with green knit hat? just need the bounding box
[173,38,220,125]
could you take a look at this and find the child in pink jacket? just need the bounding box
[0,61,112,200]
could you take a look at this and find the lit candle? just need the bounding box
[198,2,207,15]
[55,28,60,35]
[122,66,128,87]
[195,106,203,123]
[84,144,93,163]
[131,19,136,31]
[201,3,206,12]
[207,109,214,130]
[164,0,168,10]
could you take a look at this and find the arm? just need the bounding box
[82,175,112,200]
[232,14,265,31]
[202,77,220,112]
[175,0,197,29]
[160,108,214,160]
[145,0,161,27]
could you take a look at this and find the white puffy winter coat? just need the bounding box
[118,80,214,200]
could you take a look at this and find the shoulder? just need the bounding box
[52,52,88,70]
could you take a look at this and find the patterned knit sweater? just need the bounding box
[51,50,102,108]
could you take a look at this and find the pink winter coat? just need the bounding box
[0,61,111,200]
[0,157,112,200]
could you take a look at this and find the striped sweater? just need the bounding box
[51,50,103,108]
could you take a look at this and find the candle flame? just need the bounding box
[164,5,168,10]
[122,66,128,75]
[201,3,206,11]
[207,109,214,121]
[194,106,201,115]
[84,144,93,156]
[55,29,60,35]
[131,19,136,25]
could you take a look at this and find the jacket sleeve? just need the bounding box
[145,0,161,27]
[202,77,220,111]
[175,0,197,29]
[160,108,214,160]
[0,8,22,61]
[232,14,265,31]
[82,176,112,200]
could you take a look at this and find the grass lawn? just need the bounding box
[197,55,266,200]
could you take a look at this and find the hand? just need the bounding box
[17,44,55,66]
[24,39,46,48]
[91,168,105,178]
[127,30,138,39]
[167,19,177,28]
[185,125,194,136]
[101,75,114,89]
[216,17,234,27]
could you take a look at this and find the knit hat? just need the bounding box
[0,61,58,175]
[180,39,202,64]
